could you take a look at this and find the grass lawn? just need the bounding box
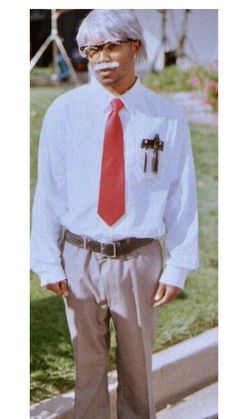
[30,85,218,403]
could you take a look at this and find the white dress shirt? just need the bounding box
[30,77,199,288]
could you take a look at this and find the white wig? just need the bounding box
[76,9,147,62]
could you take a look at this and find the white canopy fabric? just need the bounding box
[133,9,218,73]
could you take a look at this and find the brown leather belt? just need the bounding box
[64,230,153,258]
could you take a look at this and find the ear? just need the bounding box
[131,39,141,55]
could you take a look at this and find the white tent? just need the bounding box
[133,9,218,74]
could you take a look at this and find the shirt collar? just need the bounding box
[90,75,142,114]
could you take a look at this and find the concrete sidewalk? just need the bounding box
[157,381,218,419]
[164,91,218,126]
[30,327,218,419]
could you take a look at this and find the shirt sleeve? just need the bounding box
[159,114,199,289]
[30,101,67,287]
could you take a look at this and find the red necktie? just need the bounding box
[97,99,125,226]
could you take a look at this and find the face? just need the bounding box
[82,38,141,93]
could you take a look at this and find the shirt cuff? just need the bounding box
[159,265,189,289]
[40,267,67,287]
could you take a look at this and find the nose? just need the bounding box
[97,47,110,62]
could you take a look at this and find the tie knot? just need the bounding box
[111,98,124,113]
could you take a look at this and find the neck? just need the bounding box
[103,73,137,96]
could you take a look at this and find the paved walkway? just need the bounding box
[164,91,218,126]
[157,382,218,419]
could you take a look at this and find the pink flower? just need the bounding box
[206,59,218,71]
[187,76,201,87]
[204,79,213,91]
[204,79,218,94]
[212,81,218,94]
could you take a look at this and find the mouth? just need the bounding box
[95,68,118,79]
[97,68,115,74]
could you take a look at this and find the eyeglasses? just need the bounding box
[80,39,135,59]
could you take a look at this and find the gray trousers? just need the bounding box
[61,238,163,419]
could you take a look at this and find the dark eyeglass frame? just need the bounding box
[79,38,136,57]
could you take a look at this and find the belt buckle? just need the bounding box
[101,242,117,258]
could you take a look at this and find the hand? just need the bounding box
[45,280,69,297]
[153,282,182,308]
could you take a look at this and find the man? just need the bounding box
[31,9,199,419]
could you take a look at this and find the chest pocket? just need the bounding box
[136,138,168,182]
[127,114,173,188]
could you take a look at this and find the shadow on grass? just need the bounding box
[30,292,118,402]
[30,294,75,401]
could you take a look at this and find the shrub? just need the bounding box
[143,61,218,112]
